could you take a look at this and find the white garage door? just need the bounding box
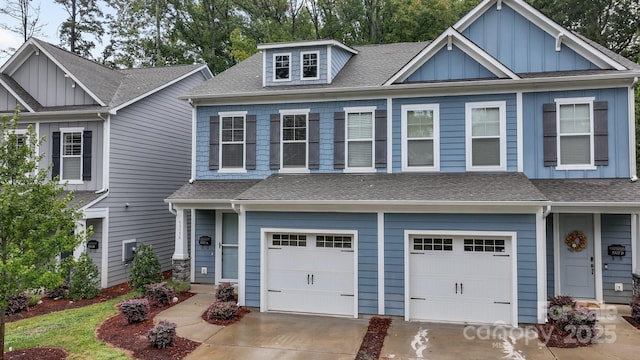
[409,236,513,325]
[266,233,356,317]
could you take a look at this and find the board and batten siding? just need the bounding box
[392,93,518,172]
[245,211,379,314]
[384,213,538,323]
[406,44,497,82]
[601,214,633,303]
[462,3,598,73]
[86,218,103,278]
[196,99,387,180]
[522,87,630,179]
[0,86,21,112]
[12,52,96,107]
[101,71,206,287]
[194,209,216,283]
[38,120,104,192]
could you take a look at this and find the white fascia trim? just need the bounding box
[110,65,210,114]
[262,51,267,87]
[190,106,197,181]
[401,103,440,172]
[536,206,547,323]
[632,214,638,275]
[102,113,111,191]
[0,39,35,74]
[553,213,560,296]
[238,206,247,305]
[629,80,637,176]
[385,28,518,85]
[232,199,551,207]
[80,191,109,212]
[377,212,385,315]
[386,98,393,173]
[454,0,626,71]
[516,92,524,172]
[0,78,35,112]
[190,209,196,283]
[327,45,333,84]
[258,39,358,55]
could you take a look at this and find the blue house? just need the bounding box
[167,0,640,326]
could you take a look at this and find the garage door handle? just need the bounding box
[307,274,310,284]
[494,301,510,304]
[493,254,509,257]
[268,247,282,250]
[341,250,354,253]
[311,274,314,284]
[411,297,426,300]
[268,290,282,293]
[340,294,354,297]
[410,252,425,254]
[455,282,458,294]
[460,283,463,294]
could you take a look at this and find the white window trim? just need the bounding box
[300,51,320,81]
[218,111,247,173]
[279,109,311,173]
[59,127,84,185]
[344,106,376,173]
[465,101,507,171]
[273,52,292,82]
[401,104,440,172]
[122,239,137,262]
[554,97,597,171]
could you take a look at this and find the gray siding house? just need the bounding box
[0,38,212,287]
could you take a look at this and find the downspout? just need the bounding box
[543,205,552,219]
[95,112,109,194]
[168,202,177,215]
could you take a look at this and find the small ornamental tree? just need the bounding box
[68,252,100,300]
[129,243,162,293]
[0,109,85,358]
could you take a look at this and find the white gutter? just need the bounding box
[96,112,110,193]
[168,203,177,215]
[230,199,551,207]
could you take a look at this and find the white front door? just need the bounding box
[215,212,238,283]
[408,236,513,325]
[558,214,595,299]
[266,232,356,317]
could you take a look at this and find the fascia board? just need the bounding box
[451,30,519,79]
[231,199,551,207]
[0,40,35,74]
[3,109,108,118]
[258,40,358,55]
[0,78,35,112]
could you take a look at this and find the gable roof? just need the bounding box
[532,179,640,207]
[0,38,211,113]
[0,73,40,112]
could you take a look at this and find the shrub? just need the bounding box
[205,301,239,321]
[47,282,68,299]
[146,282,174,307]
[167,279,189,294]
[547,295,576,321]
[68,252,101,300]
[5,293,29,315]
[120,298,150,324]
[148,320,177,348]
[215,282,235,302]
[631,297,640,322]
[28,295,41,307]
[129,243,162,293]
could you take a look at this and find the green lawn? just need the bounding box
[5,298,130,360]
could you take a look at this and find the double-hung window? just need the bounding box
[281,110,308,170]
[402,104,439,171]
[301,51,319,80]
[220,112,245,170]
[61,128,83,181]
[274,53,291,81]
[345,107,375,171]
[556,98,594,168]
[465,101,506,171]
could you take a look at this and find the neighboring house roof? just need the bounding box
[532,179,640,205]
[167,180,262,203]
[233,173,548,205]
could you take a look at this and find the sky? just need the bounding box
[0,0,107,61]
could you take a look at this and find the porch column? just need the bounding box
[172,208,191,283]
[73,220,87,259]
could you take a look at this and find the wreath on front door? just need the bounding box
[565,230,587,252]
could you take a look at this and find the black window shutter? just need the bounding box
[334,112,345,169]
[52,131,61,179]
[308,113,320,169]
[542,103,557,167]
[82,131,92,181]
[246,115,257,170]
[375,110,387,168]
[593,101,608,166]
[209,116,219,170]
[270,114,280,169]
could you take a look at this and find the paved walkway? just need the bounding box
[156,287,640,360]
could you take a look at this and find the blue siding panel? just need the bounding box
[406,45,497,82]
[601,214,633,303]
[245,212,379,314]
[391,94,517,172]
[384,213,538,324]
[194,210,216,283]
[522,88,630,179]
[462,3,598,73]
[331,47,353,81]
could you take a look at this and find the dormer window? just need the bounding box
[274,53,291,81]
[301,51,319,80]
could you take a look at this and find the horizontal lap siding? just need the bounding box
[195,210,216,283]
[103,72,206,286]
[245,211,378,314]
[601,214,633,303]
[384,213,538,323]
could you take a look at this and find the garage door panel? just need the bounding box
[268,290,353,316]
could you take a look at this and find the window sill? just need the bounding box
[555,165,597,171]
[343,168,377,173]
[60,180,85,185]
[465,166,506,172]
[279,168,310,174]
[402,166,439,172]
[217,169,247,174]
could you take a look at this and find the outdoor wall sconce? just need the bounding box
[199,236,212,246]
[87,239,99,250]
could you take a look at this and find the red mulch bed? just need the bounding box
[623,316,640,330]
[535,323,592,348]
[96,292,200,360]
[4,347,68,360]
[355,317,392,360]
[201,306,251,326]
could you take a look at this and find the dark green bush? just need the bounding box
[215,282,235,302]
[129,243,162,293]
[148,320,177,348]
[146,282,174,307]
[6,293,29,315]
[120,298,150,324]
[205,301,238,321]
[47,282,68,299]
[68,252,101,300]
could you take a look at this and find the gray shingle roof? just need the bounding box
[235,173,548,203]
[532,179,640,204]
[573,33,640,71]
[66,191,104,209]
[167,180,262,202]
[0,73,42,111]
[185,42,430,98]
